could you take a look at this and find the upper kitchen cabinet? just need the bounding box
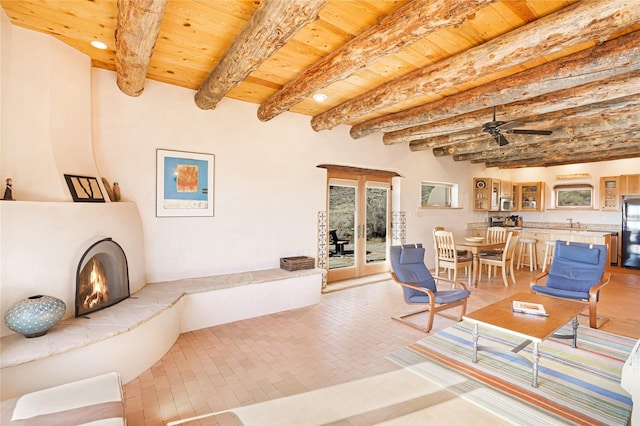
[491,180,500,211]
[600,176,620,211]
[512,183,519,211]
[620,174,640,195]
[473,178,490,211]
[500,180,512,198]
[473,178,500,211]
[518,182,545,212]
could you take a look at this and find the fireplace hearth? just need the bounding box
[76,238,130,317]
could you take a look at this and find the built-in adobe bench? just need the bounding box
[1,268,322,400]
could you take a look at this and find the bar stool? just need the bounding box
[517,238,538,271]
[542,240,555,271]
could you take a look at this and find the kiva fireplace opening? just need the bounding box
[76,238,130,317]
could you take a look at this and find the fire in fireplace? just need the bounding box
[76,238,130,317]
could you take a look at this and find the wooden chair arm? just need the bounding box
[433,276,469,291]
[530,270,549,289]
[588,272,611,301]
[395,281,436,299]
[390,273,436,303]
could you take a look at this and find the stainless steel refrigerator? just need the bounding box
[621,196,640,269]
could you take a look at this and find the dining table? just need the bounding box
[455,238,506,287]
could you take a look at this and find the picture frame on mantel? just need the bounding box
[156,149,214,217]
[64,174,105,202]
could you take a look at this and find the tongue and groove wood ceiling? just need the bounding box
[2,0,639,168]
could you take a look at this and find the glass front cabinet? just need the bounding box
[600,176,620,211]
[518,182,545,212]
[473,178,502,211]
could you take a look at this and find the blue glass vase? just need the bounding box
[4,295,66,338]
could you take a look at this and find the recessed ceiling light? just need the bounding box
[90,40,108,50]
[313,93,328,102]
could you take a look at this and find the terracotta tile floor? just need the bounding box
[123,267,640,425]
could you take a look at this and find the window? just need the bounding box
[421,181,458,208]
[554,184,593,209]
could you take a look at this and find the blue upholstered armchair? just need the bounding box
[531,240,611,329]
[390,244,470,332]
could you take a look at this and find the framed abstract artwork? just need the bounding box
[156,149,215,217]
[64,174,105,202]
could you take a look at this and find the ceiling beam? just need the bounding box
[483,144,640,168]
[414,95,640,153]
[382,70,640,145]
[194,0,329,110]
[115,0,168,97]
[456,131,640,163]
[310,0,640,132]
[350,31,640,139]
[352,30,640,139]
[256,0,496,122]
[429,117,639,159]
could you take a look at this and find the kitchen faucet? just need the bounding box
[567,218,573,228]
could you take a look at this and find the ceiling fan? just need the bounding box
[482,106,552,146]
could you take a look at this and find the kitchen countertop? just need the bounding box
[517,228,612,236]
[468,222,618,235]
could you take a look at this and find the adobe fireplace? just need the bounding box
[75,238,130,317]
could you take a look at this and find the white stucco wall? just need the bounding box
[0,12,145,337]
[1,11,637,336]
[0,21,100,201]
[90,68,488,281]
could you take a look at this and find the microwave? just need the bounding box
[500,198,514,212]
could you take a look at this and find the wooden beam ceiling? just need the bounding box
[309,0,640,131]
[2,0,639,168]
[352,31,640,140]
[194,0,329,110]
[256,0,496,121]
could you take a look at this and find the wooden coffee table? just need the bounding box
[463,292,587,388]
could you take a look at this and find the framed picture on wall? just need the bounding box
[156,149,215,217]
[64,174,105,202]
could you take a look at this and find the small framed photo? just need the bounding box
[64,174,105,202]
[156,149,215,217]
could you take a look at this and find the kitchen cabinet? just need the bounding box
[518,182,545,212]
[473,178,498,211]
[491,180,500,211]
[600,176,620,211]
[620,174,640,195]
[512,183,519,211]
[500,180,512,198]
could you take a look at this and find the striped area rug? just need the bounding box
[387,322,634,425]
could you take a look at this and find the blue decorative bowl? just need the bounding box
[4,295,66,338]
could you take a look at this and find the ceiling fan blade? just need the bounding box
[494,133,509,146]
[505,129,553,135]
[496,121,523,131]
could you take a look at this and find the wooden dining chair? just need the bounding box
[479,231,519,287]
[482,226,508,275]
[486,226,507,244]
[432,227,445,277]
[433,230,472,286]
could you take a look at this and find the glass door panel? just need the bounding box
[328,181,356,275]
[364,183,389,275]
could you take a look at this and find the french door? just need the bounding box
[326,170,392,283]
